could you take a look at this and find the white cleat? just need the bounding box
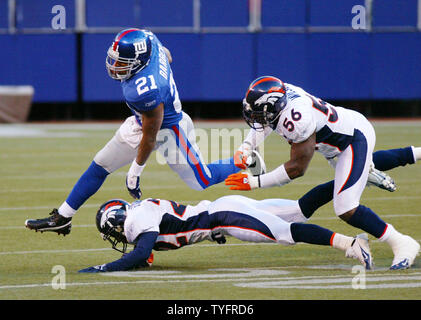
[366,165,396,192]
[247,150,266,176]
[346,233,373,270]
[390,235,420,270]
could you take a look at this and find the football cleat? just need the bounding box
[390,235,420,270]
[247,150,267,176]
[366,165,396,192]
[25,209,72,236]
[345,233,373,270]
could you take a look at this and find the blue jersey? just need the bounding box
[121,33,183,129]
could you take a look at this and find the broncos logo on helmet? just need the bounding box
[242,76,288,130]
[96,199,130,253]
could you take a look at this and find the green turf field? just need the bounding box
[0,120,420,300]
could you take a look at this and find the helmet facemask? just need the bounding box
[106,47,144,81]
[242,94,287,131]
[100,214,128,254]
[97,201,129,254]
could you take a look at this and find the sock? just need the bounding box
[60,161,110,216]
[379,223,404,250]
[331,233,355,251]
[206,157,241,187]
[290,223,334,245]
[372,147,415,171]
[346,205,387,239]
[412,146,421,162]
[58,201,76,218]
[298,181,334,218]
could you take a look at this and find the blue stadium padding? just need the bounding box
[16,0,75,29]
[138,0,193,27]
[371,33,421,99]
[154,33,202,101]
[262,0,306,27]
[201,0,249,27]
[82,33,124,102]
[200,34,254,100]
[256,33,308,90]
[0,1,8,29]
[372,0,418,27]
[85,0,139,27]
[0,34,77,102]
[306,33,371,100]
[309,0,365,26]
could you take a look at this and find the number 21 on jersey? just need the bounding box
[135,75,157,95]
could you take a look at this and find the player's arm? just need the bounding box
[79,232,158,273]
[137,103,164,165]
[226,132,316,190]
[126,103,164,199]
[163,46,172,64]
[284,132,316,179]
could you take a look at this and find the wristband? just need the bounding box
[129,160,146,176]
[259,164,291,188]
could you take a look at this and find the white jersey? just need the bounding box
[124,198,212,249]
[273,83,361,159]
[123,196,306,250]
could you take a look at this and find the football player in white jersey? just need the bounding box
[79,196,373,272]
[225,76,420,270]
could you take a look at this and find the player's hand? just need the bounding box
[126,160,145,199]
[78,264,107,273]
[225,172,258,190]
[211,231,227,244]
[126,174,142,199]
[234,150,252,170]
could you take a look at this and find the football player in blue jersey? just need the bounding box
[79,195,373,272]
[25,28,257,236]
[225,76,420,270]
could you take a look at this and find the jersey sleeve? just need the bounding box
[124,201,162,243]
[126,89,163,113]
[104,231,158,271]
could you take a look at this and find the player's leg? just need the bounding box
[25,117,139,234]
[334,120,419,269]
[372,146,420,171]
[159,112,240,190]
[297,145,421,219]
[209,195,372,268]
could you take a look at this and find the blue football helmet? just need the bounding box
[96,199,130,253]
[242,76,288,130]
[106,28,153,81]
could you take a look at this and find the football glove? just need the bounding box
[225,172,259,190]
[211,231,227,244]
[126,160,145,199]
[234,143,253,170]
[78,264,107,273]
[234,150,252,170]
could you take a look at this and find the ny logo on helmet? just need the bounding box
[134,40,147,55]
[255,92,285,107]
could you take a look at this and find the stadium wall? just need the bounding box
[0,0,420,120]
